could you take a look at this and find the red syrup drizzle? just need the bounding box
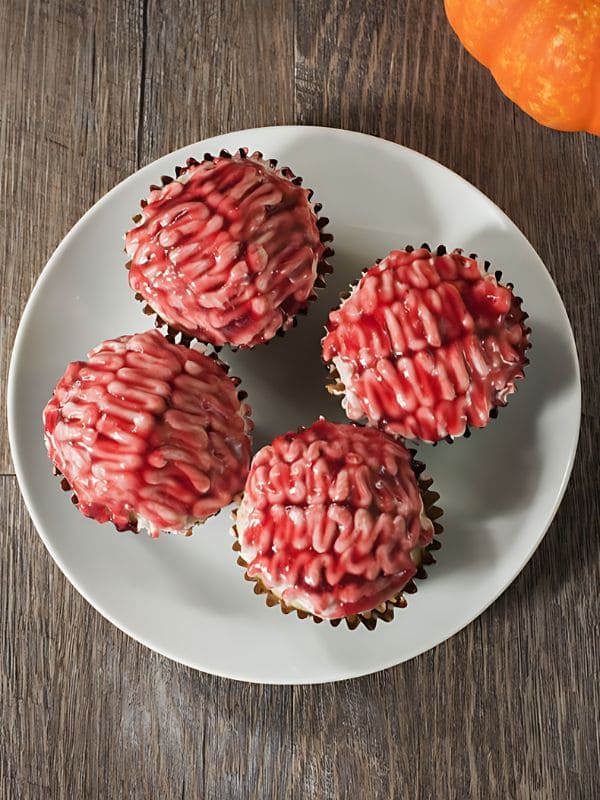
[322,248,529,442]
[126,154,326,348]
[43,330,252,536]
[237,420,434,619]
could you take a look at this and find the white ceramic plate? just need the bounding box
[8,126,580,684]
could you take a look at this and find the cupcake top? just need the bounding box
[235,419,434,620]
[322,247,529,443]
[125,151,328,348]
[43,330,252,536]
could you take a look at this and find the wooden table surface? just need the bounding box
[1,1,599,797]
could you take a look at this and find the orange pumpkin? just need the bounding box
[444,0,600,135]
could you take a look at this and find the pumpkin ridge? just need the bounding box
[587,14,600,133]
[486,2,540,105]
[445,0,525,69]
[516,1,599,131]
[445,0,600,135]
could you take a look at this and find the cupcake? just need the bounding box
[43,329,252,537]
[233,419,442,629]
[125,149,333,348]
[322,245,530,443]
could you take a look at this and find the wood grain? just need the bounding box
[1,1,599,798]
[138,0,295,165]
[0,0,142,472]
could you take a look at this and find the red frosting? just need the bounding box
[322,248,529,442]
[125,152,326,348]
[43,330,252,536]
[236,419,434,620]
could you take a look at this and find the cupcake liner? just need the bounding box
[324,242,532,443]
[56,466,245,537]
[231,456,443,631]
[48,334,254,537]
[125,148,334,350]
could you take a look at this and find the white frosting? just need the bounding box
[134,514,194,538]
[332,356,364,420]
[235,484,432,618]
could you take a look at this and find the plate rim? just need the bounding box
[7,124,582,684]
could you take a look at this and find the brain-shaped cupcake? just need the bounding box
[235,419,435,620]
[322,247,530,443]
[43,330,252,536]
[125,150,331,348]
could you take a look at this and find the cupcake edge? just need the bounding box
[125,147,335,351]
[323,243,532,444]
[47,336,254,537]
[230,456,443,631]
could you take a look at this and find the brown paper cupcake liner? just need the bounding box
[230,457,443,631]
[53,466,240,536]
[49,338,254,537]
[324,243,532,443]
[125,147,334,350]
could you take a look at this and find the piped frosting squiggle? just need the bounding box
[236,420,434,619]
[126,153,327,347]
[322,248,529,442]
[43,330,252,536]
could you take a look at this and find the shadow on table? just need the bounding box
[426,308,577,573]
[314,309,580,673]
[500,416,593,616]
